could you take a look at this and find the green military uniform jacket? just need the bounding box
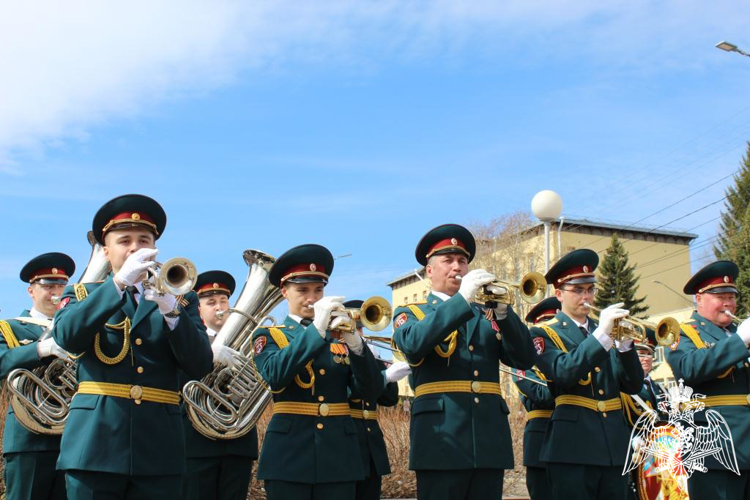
[179,369,259,459]
[348,359,399,477]
[392,293,535,471]
[666,311,750,470]
[52,277,214,476]
[251,316,384,484]
[530,312,643,466]
[0,311,61,454]
[514,367,553,468]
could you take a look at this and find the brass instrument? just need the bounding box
[457,271,547,306]
[7,231,111,434]
[363,335,400,354]
[584,303,677,347]
[724,310,744,325]
[331,296,392,335]
[143,257,197,296]
[183,250,284,440]
[499,365,548,386]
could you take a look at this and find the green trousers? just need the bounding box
[526,466,552,500]
[415,469,504,500]
[354,459,382,500]
[264,480,356,500]
[688,469,750,499]
[546,462,627,500]
[4,451,67,500]
[65,470,181,500]
[181,456,253,500]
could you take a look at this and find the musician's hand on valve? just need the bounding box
[385,361,411,383]
[143,288,178,316]
[494,302,509,321]
[313,296,346,339]
[114,248,158,289]
[616,338,634,352]
[212,344,240,369]
[37,337,69,360]
[592,302,628,351]
[340,329,364,355]
[458,269,496,304]
[737,317,750,345]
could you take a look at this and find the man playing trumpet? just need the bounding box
[1,252,75,500]
[52,194,215,499]
[529,249,643,500]
[250,244,384,500]
[667,260,750,498]
[392,223,535,500]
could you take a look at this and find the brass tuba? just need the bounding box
[182,250,283,439]
[7,231,111,434]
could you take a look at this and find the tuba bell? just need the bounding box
[182,250,284,440]
[7,231,111,435]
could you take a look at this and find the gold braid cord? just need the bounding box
[680,323,734,379]
[95,319,131,365]
[268,327,315,391]
[540,325,591,386]
[0,320,20,349]
[405,304,458,366]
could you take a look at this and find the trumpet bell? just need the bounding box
[519,271,547,304]
[157,258,198,296]
[359,296,392,332]
[655,316,680,346]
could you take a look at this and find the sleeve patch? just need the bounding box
[254,336,267,355]
[394,313,408,328]
[533,337,545,355]
[57,297,70,310]
[669,335,680,351]
[516,369,526,381]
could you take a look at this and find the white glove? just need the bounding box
[385,361,411,383]
[738,317,750,345]
[37,337,69,360]
[212,343,240,369]
[114,248,158,288]
[458,269,495,303]
[616,338,634,352]
[341,330,364,355]
[493,302,508,321]
[592,302,629,351]
[143,288,178,316]
[313,296,346,338]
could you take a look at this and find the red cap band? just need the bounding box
[102,211,158,238]
[554,265,595,288]
[697,275,737,293]
[425,238,469,260]
[280,263,329,284]
[196,282,231,296]
[29,267,70,283]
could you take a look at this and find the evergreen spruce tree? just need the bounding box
[715,142,750,259]
[595,233,649,318]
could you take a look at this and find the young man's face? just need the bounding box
[28,282,66,317]
[638,351,653,377]
[103,228,156,275]
[281,282,325,318]
[426,253,469,296]
[696,292,737,328]
[198,293,230,332]
[555,283,597,320]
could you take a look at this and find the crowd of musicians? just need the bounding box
[1,193,749,500]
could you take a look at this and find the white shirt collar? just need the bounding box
[431,291,452,302]
[289,314,304,325]
[29,307,53,321]
[570,316,589,332]
[206,327,217,337]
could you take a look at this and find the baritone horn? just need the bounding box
[144,257,197,296]
[457,271,547,306]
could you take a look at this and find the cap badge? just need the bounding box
[132,212,141,221]
[724,276,730,283]
[213,282,220,288]
[583,265,589,273]
[310,263,317,272]
[450,238,457,245]
[52,268,59,274]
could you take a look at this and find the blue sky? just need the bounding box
[1,1,750,324]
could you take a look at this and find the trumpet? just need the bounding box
[584,303,678,347]
[363,335,400,353]
[456,271,547,306]
[724,310,745,325]
[143,257,197,296]
[332,296,392,334]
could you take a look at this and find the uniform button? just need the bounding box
[473,370,479,377]
[367,427,372,432]
[595,367,601,373]
[319,369,326,375]
[135,338,142,346]
[137,366,144,374]
[318,396,325,402]
[598,389,604,395]
[468,345,474,352]
[365,402,370,407]
[602,412,608,418]
[316,423,324,430]
[745,363,750,368]
[474,397,480,403]
[134,399,141,405]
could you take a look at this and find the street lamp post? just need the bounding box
[531,190,563,275]
[716,41,750,58]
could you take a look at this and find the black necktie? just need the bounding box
[125,286,139,304]
[579,326,588,337]
[300,318,312,327]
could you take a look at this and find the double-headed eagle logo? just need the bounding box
[623,379,739,492]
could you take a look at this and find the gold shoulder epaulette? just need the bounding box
[541,318,558,326]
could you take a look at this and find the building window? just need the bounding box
[413,293,418,303]
[404,296,408,305]
[422,290,427,299]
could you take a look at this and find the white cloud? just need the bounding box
[1,0,749,169]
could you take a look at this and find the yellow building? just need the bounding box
[386,217,698,397]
